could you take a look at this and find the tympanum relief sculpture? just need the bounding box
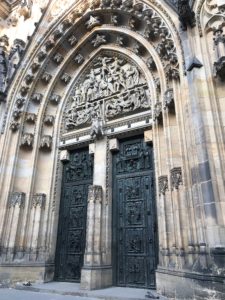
[65,55,151,131]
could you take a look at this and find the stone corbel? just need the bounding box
[144,130,153,144]
[9,192,25,208]
[25,113,36,123]
[21,133,34,148]
[170,167,183,190]
[41,72,52,84]
[60,73,71,84]
[89,143,95,155]
[109,138,119,152]
[44,115,54,125]
[74,54,84,64]
[32,193,46,209]
[60,149,70,162]
[52,53,64,65]
[39,135,52,150]
[50,93,61,104]
[31,93,43,103]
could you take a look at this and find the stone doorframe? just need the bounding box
[59,128,153,290]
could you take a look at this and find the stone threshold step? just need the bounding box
[14,282,167,300]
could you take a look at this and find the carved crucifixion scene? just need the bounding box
[65,55,150,130]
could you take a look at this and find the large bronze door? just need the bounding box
[113,136,157,288]
[55,148,93,281]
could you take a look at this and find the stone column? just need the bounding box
[81,137,112,290]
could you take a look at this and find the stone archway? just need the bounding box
[0,0,186,292]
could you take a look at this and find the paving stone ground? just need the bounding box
[0,282,168,300]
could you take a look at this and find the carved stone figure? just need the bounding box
[90,111,104,139]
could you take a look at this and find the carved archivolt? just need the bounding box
[2,0,183,147]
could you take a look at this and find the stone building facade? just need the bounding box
[0,0,225,299]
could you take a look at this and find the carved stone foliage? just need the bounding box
[91,34,107,47]
[25,113,36,123]
[40,135,52,150]
[170,167,183,190]
[65,55,150,130]
[9,192,25,208]
[50,93,61,104]
[158,176,169,195]
[44,115,54,125]
[32,193,46,208]
[21,133,34,148]
[31,93,43,103]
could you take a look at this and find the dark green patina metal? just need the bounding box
[113,136,158,289]
[55,148,93,281]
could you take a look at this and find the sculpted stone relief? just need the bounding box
[65,55,150,131]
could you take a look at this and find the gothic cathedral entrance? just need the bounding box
[113,136,157,288]
[55,148,93,281]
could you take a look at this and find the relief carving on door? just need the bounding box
[55,148,93,281]
[113,137,157,288]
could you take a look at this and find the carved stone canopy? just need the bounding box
[65,52,151,132]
